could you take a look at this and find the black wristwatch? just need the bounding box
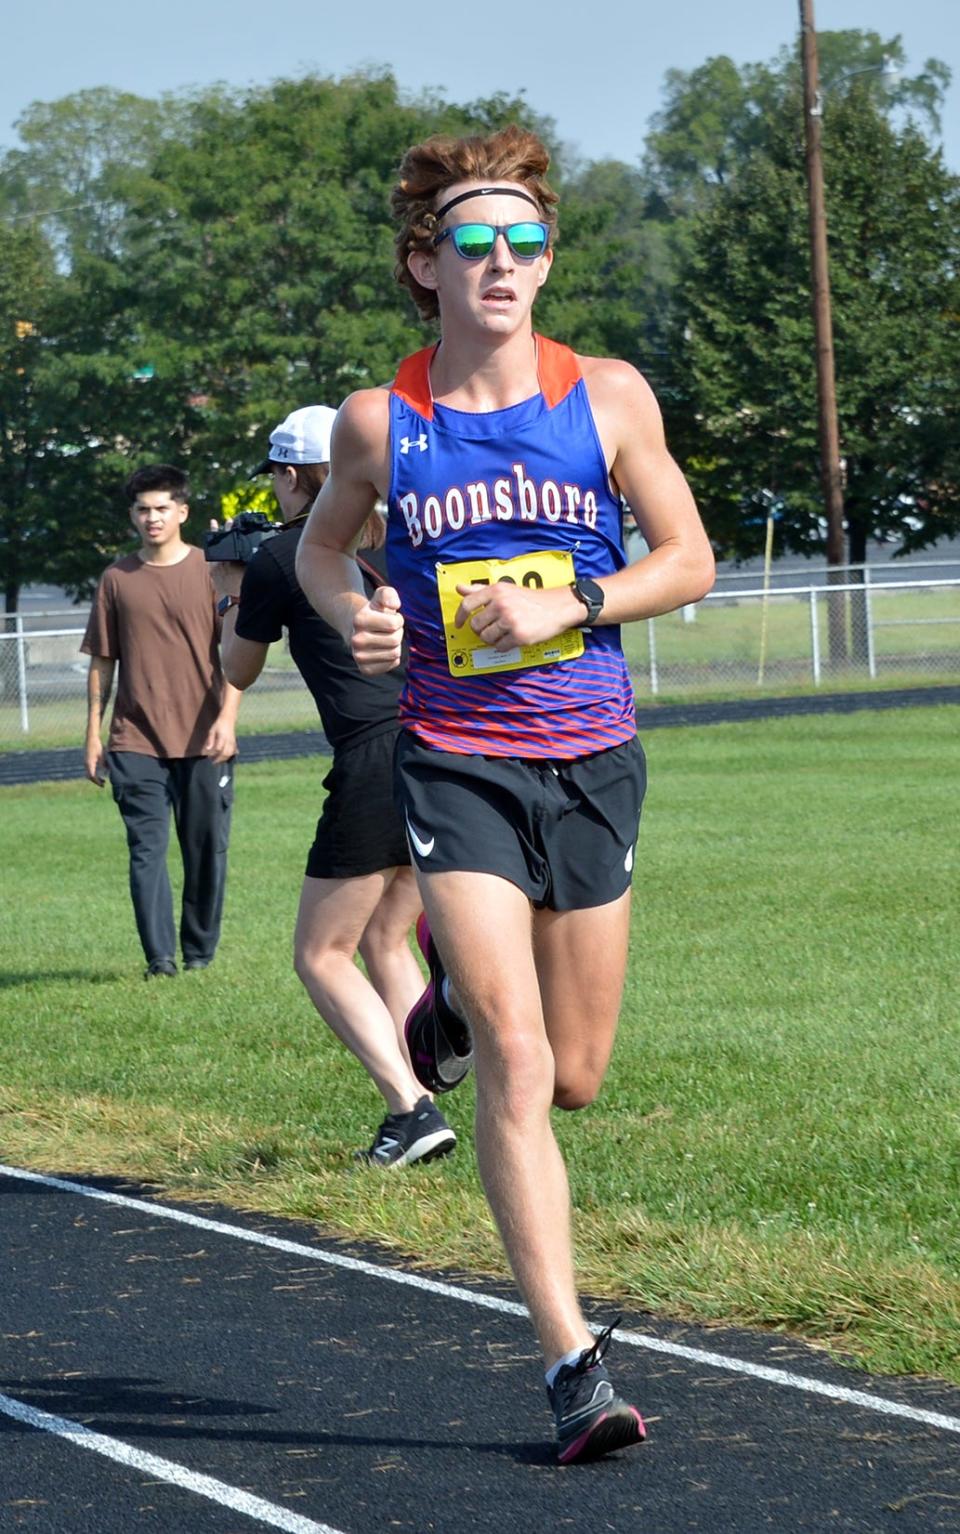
[217,594,240,617]
[570,577,605,627]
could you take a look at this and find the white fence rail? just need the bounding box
[3,572,959,742]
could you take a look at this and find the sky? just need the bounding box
[2,0,957,172]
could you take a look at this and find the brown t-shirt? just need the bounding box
[81,546,224,758]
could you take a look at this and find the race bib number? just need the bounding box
[436,549,584,677]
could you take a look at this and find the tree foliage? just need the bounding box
[0,75,575,608]
[0,36,957,609]
[639,31,959,563]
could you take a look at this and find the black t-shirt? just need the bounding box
[234,521,405,752]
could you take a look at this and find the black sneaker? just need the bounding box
[547,1320,646,1465]
[183,957,212,971]
[145,958,178,979]
[404,915,473,1095]
[356,1096,456,1168]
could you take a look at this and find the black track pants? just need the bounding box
[108,751,235,965]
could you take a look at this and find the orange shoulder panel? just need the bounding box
[535,333,581,409]
[391,348,435,421]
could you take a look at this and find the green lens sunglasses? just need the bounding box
[433,221,550,261]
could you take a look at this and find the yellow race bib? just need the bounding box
[436,550,585,677]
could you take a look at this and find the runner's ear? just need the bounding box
[408,248,438,292]
[536,248,554,287]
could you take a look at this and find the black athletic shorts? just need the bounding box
[306,728,410,880]
[394,730,647,912]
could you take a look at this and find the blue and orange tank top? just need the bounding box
[386,333,636,759]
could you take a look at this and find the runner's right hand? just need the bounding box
[351,586,404,674]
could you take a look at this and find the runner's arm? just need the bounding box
[584,358,715,622]
[296,391,404,674]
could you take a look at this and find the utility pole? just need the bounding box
[798,0,848,663]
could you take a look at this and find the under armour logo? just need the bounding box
[400,433,428,454]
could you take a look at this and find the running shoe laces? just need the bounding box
[547,1318,646,1465]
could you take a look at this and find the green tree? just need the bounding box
[644,31,946,217]
[641,32,958,580]
[537,159,662,381]
[0,88,203,614]
[641,31,952,412]
[0,220,146,613]
[0,87,185,260]
[669,93,960,571]
[100,73,567,514]
[0,74,575,603]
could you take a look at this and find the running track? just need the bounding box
[2,1166,959,1532]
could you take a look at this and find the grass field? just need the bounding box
[2,707,958,1385]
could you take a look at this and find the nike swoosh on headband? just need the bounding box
[434,186,543,220]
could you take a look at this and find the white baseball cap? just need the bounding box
[250,404,338,476]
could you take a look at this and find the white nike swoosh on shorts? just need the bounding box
[406,817,435,859]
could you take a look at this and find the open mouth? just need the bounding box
[482,288,515,305]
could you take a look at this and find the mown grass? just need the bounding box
[2,708,959,1383]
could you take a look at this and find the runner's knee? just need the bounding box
[551,1048,609,1110]
[293,933,353,985]
[475,1022,555,1115]
[552,1075,600,1111]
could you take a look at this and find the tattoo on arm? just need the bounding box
[87,659,115,728]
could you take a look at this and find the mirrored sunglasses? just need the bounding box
[433,221,550,261]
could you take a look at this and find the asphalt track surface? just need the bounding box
[3,684,959,786]
[2,1166,960,1534]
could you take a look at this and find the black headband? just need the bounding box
[433,186,543,221]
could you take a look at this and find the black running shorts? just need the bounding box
[395,730,647,911]
[306,728,410,880]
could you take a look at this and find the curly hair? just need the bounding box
[391,124,559,323]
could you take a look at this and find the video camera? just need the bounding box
[204,511,279,563]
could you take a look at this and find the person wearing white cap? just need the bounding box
[210,405,456,1167]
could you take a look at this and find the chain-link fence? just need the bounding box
[3,561,958,750]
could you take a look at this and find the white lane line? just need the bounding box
[0,1390,344,1534]
[4,1163,960,1438]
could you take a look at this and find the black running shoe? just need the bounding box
[356,1096,456,1168]
[404,915,473,1095]
[547,1320,646,1465]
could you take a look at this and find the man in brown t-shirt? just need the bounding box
[82,464,241,978]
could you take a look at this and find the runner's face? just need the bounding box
[130,491,188,548]
[411,181,553,335]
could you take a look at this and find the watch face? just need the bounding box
[575,579,604,622]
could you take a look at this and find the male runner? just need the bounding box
[295,124,715,1462]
